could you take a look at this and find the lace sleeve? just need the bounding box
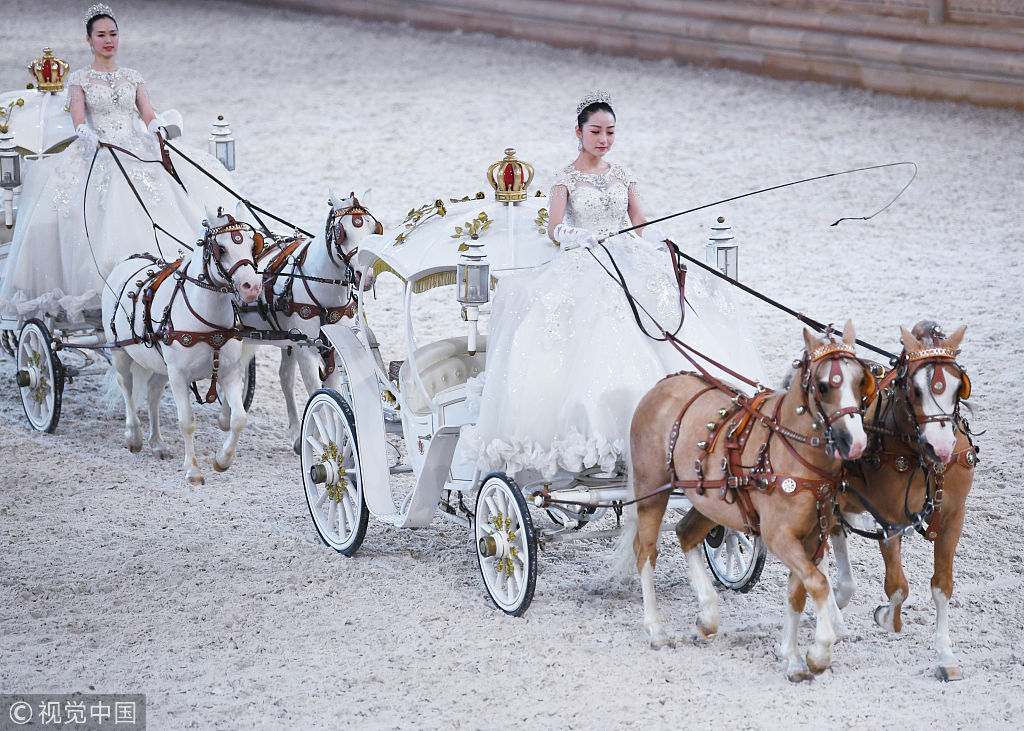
[550,165,574,196]
[135,81,157,122]
[67,69,86,127]
[614,163,641,201]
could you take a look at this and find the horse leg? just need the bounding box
[830,528,856,609]
[634,487,673,649]
[146,372,171,459]
[931,501,967,681]
[166,367,203,485]
[780,571,813,682]
[278,347,301,453]
[111,351,142,452]
[770,531,837,679]
[873,536,909,633]
[213,370,248,473]
[676,509,720,639]
[819,549,849,642]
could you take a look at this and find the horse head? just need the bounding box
[203,202,264,305]
[799,320,870,460]
[897,321,969,465]
[325,188,381,270]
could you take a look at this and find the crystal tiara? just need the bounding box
[576,90,613,116]
[85,3,116,25]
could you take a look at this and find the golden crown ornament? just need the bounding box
[486,148,534,202]
[85,3,116,24]
[575,90,612,116]
[27,49,70,93]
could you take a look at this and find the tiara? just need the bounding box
[85,3,116,25]
[576,90,612,116]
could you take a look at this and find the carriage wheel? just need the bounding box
[703,526,766,593]
[241,355,257,412]
[15,319,64,433]
[475,473,537,616]
[301,388,368,555]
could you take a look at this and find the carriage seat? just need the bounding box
[399,335,487,414]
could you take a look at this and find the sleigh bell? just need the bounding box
[486,148,534,202]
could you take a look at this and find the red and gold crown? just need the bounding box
[486,148,534,202]
[28,49,69,93]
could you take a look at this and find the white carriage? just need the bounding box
[299,149,766,615]
[0,49,251,433]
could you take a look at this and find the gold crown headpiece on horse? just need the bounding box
[85,3,116,24]
[576,90,612,116]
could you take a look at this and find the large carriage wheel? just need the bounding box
[15,319,64,433]
[301,388,368,555]
[475,473,537,616]
[703,526,766,593]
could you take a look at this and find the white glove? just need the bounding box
[76,123,99,152]
[553,223,599,251]
[147,116,167,140]
[641,225,668,244]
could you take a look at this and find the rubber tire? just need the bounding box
[475,473,537,616]
[241,355,257,412]
[16,318,64,433]
[300,388,369,556]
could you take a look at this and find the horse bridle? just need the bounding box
[800,340,874,439]
[324,199,382,267]
[202,211,262,290]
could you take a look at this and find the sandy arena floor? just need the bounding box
[1,1,1023,728]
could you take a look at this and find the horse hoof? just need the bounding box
[873,604,899,633]
[936,664,963,682]
[649,635,674,650]
[787,666,813,683]
[126,442,142,453]
[292,439,301,456]
[696,618,717,641]
[153,448,171,460]
[188,475,204,486]
[806,648,831,674]
[213,458,230,473]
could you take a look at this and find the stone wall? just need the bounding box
[242,0,1024,108]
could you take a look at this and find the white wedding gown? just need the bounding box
[0,67,235,323]
[464,162,766,480]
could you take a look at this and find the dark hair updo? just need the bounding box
[87,14,118,36]
[577,102,615,130]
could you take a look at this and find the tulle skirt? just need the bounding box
[0,133,236,323]
[463,235,766,480]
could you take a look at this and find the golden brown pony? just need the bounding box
[622,322,872,681]
[831,321,976,681]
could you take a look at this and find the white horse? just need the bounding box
[102,203,264,485]
[239,189,379,451]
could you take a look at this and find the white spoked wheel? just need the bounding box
[16,318,64,433]
[475,473,537,616]
[301,388,368,556]
[703,525,766,593]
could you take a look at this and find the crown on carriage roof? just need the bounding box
[27,48,70,93]
[575,90,613,117]
[85,3,116,25]
[487,148,535,203]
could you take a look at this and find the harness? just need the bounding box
[664,340,864,561]
[108,214,259,404]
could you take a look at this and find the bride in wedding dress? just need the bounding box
[0,3,236,323]
[465,91,766,480]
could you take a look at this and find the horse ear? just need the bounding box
[204,204,221,226]
[943,324,967,351]
[900,326,922,351]
[361,188,373,206]
[328,187,339,209]
[234,201,256,226]
[842,319,856,346]
[803,328,821,353]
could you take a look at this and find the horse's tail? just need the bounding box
[103,360,154,412]
[608,451,639,581]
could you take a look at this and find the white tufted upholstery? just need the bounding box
[400,335,487,414]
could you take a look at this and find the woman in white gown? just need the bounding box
[465,91,766,480]
[0,4,235,323]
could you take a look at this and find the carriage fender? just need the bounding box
[320,322,395,517]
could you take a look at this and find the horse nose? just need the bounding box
[240,279,262,304]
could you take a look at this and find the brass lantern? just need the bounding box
[706,216,738,280]
[457,240,489,355]
[1,128,20,228]
[208,115,235,171]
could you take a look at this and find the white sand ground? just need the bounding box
[1,1,1023,728]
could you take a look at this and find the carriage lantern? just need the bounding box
[457,240,489,355]
[0,128,20,227]
[208,115,235,171]
[706,216,738,281]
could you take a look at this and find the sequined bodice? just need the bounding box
[553,163,635,238]
[67,67,144,145]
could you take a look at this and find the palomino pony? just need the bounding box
[831,321,976,681]
[623,323,872,681]
[239,190,380,452]
[102,203,264,485]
